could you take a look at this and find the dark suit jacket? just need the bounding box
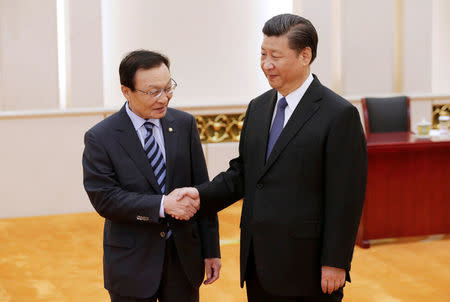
[82,105,220,298]
[198,75,367,296]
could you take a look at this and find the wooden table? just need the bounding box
[356,132,450,248]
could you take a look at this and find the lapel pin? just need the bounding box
[168,127,174,133]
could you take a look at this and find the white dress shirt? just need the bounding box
[270,73,314,129]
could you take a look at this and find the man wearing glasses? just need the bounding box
[82,50,221,302]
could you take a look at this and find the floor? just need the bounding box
[1,201,449,301]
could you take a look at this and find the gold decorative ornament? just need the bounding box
[195,116,207,141]
[227,113,245,141]
[195,113,246,143]
[432,104,450,129]
[206,114,229,143]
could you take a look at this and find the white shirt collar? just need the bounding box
[125,102,161,131]
[277,73,314,110]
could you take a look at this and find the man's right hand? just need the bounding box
[164,188,200,220]
[174,187,200,202]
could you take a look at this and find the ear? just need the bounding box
[300,47,312,66]
[121,85,130,100]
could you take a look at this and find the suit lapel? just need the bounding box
[257,77,323,181]
[254,90,278,170]
[114,105,162,194]
[160,110,177,192]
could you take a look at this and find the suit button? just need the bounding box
[160,232,166,238]
[256,183,263,189]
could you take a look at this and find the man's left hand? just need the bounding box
[321,266,345,294]
[204,258,221,285]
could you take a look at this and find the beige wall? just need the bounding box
[0,114,102,217]
[67,0,104,108]
[432,0,450,93]
[294,0,449,96]
[342,0,396,95]
[0,0,59,110]
[403,0,433,93]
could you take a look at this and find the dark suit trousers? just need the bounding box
[109,237,199,302]
[245,241,343,302]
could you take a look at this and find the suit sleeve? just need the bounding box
[82,130,162,223]
[321,105,367,272]
[196,102,251,214]
[187,115,221,258]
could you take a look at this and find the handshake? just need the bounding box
[164,187,201,220]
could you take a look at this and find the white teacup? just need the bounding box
[416,120,431,136]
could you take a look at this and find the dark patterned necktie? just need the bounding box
[266,97,288,160]
[144,122,166,193]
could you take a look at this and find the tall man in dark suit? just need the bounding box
[82,50,221,302]
[176,14,367,301]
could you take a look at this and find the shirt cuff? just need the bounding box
[159,195,166,218]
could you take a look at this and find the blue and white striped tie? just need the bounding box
[144,122,166,193]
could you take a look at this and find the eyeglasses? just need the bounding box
[135,78,177,99]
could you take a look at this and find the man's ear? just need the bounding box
[121,85,130,100]
[300,47,312,66]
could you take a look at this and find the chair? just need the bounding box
[361,96,411,135]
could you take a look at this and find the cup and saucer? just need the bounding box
[415,120,432,139]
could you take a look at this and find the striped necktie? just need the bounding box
[144,122,166,193]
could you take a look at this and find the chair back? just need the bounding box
[362,96,410,135]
